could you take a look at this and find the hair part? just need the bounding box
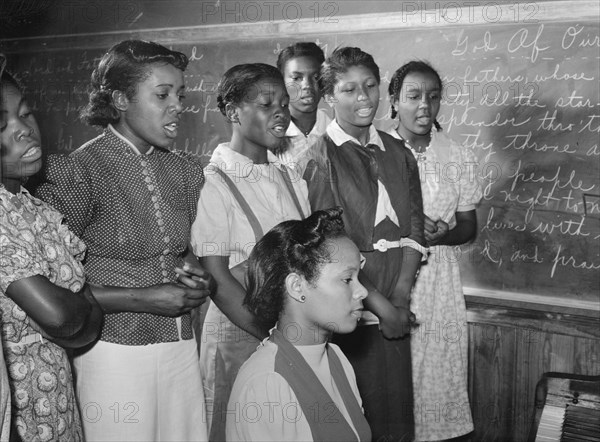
[216,63,284,117]
[388,60,443,130]
[80,40,189,128]
[320,46,380,97]
[276,42,325,73]
[244,207,347,326]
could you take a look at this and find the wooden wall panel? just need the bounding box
[467,300,600,442]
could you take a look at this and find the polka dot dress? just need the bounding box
[36,126,204,345]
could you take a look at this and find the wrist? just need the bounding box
[390,291,411,309]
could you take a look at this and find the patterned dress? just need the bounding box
[389,128,483,440]
[0,185,85,441]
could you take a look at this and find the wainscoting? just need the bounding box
[465,291,600,441]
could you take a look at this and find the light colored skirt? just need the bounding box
[200,301,259,441]
[73,337,208,441]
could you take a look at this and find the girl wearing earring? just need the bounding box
[226,208,371,441]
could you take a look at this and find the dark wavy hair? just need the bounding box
[276,42,325,72]
[245,208,346,326]
[216,63,284,117]
[388,60,443,130]
[320,47,380,96]
[80,40,189,127]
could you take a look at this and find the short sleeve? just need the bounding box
[35,153,93,238]
[0,206,48,292]
[190,166,233,258]
[457,145,483,212]
[171,150,206,224]
[226,372,311,442]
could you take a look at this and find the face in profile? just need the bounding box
[115,62,185,151]
[283,56,322,115]
[233,77,290,151]
[328,65,380,134]
[394,71,441,138]
[302,236,368,338]
[1,82,42,183]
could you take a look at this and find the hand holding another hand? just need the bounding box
[424,216,449,246]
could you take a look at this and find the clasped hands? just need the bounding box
[424,215,449,246]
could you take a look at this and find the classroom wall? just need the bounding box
[2,2,599,440]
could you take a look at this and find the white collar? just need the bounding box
[108,124,155,155]
[326,120,385,151]
[285,108,330,138]
[210,142,282,178]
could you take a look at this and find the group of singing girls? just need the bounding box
[0,37,481,442]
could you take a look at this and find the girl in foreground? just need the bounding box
[226,208,371,442]
[1,70,102,441]
[388,60,482,441]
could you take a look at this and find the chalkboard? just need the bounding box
[1,1,598,307]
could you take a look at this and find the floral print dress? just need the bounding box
[0,185,85,441]
[389,128,483,441]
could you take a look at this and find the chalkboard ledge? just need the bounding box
[464,287,600,339]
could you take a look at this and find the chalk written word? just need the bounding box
[438,105,531,133]
[503,132,577,154]
[562,25,600,50]
[550,244,600,278]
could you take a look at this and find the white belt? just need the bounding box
[373,239,402,252]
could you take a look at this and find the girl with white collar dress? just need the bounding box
[301,47,427,441]
[191,63,310,441]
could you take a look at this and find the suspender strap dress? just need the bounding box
[213,165,305,243]
[271,329,372,442]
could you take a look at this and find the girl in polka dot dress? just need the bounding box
[36,40,211,441]
[1,71,103,441]
[191,63,311,441]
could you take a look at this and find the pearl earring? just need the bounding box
[299,295,306,302]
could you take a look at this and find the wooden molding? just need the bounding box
[465,287,600,339]
[1,1,598,53]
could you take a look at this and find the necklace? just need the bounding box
[395,129,432,161]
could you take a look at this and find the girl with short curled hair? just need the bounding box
[276,42,331,172]
[387,60,482,441]
[191,62,310,440]
[36,39,210,441]
[227,208,371,441]
[301,46,427,441]
[81,39,188,127]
